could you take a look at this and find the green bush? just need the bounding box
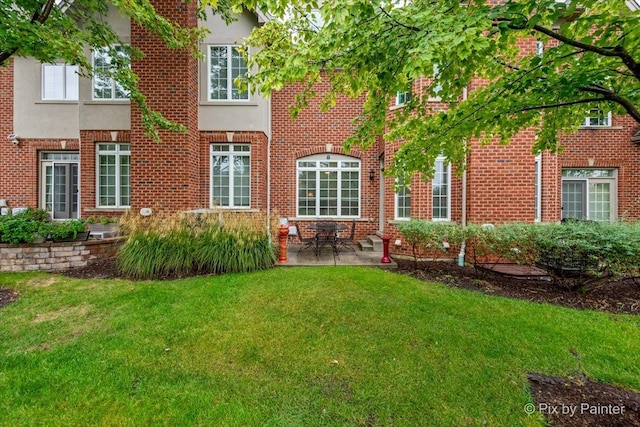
[117,212,277,279]
[396,220,465,263]
[50,219,87,241]
[398,220,640,291]
[0,208,51,244]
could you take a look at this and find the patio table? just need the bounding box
[308,222,348,256]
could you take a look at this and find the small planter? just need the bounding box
[53,231,90,243]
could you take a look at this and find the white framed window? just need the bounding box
[297,154,360,217]
[432,156,450,221]
[428,64,443,101]
[536,40,544,57]
[208,46,249,101]
[534,155,542,222]
[42,63,79,100]
[97,143,130,208]
[92,46,130,100]
[581,107,611,127]
[396,90,411,106]
[395,178,411,220]
[562,169,617,223]
[210,144,251,208]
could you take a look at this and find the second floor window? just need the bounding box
[42,63,79,101]
[93,46,130,100]
[208,46,249,101]
[582,107,611,127]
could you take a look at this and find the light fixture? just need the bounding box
[369,169,375,181]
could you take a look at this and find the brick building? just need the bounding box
[1,2,639,256]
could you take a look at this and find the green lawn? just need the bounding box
[0,267,638,426]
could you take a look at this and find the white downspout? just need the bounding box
[266,96,272,241]
[458,87,468,267]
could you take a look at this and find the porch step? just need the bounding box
[357,240,374,251]
[357,235,383,252]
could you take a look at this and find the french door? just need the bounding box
[40,152,80,220]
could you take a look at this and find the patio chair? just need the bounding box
[295,223,317,256]
[335,220,357,255]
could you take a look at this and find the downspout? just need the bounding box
[458,87,468,267]
[266,96,272,241]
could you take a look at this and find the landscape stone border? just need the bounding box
[0,237,125,272]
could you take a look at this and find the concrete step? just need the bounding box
[357,240,374,251]
[367,235,384,252]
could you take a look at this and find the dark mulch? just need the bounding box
[528,373,640,427]
[393,258,640,315]
[0,286,19,309]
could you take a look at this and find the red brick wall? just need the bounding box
[270,80,379,240]
[557,115,640,220]
[129,0,201,213]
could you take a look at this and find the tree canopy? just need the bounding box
[232,0,640,178]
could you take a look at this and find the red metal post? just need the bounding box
[381,236,391,263]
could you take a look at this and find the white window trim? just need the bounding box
[534,155,542,222]
[92,45,130,101]
[209,144,252,209]
[41,63,79,101]
[394,178,411,221]
[561,168,618,223]
[427,64,443,102]
[396,90,411,106]
[296,153,361,218]
[207,45,250,102]
[432,156,451,221]
[96,143,131,209]
[581,110,612,128]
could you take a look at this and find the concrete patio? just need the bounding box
[278,243,397,268]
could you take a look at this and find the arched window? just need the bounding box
[297,154,360,218]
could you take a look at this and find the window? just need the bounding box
[297,154,360,217]
[534,155,542,222]
[395,178,411,220]
[42,63,78,100]
[396,90,411,106]
[562,169,617,222]
[93,46,130,100]
[581,107,611,127]
[428,64,443,101]
[208,46,249,101]
[536,40,544,57]
[210,144,251,208]
[97,143,130,208]
[432,156,450,221]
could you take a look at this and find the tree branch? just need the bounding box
[579,85,640,122]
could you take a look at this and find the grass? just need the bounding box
[0,267,639,426]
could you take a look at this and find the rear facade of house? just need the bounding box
[1,1,639,256]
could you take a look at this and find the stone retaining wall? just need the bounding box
[0,237,125,272]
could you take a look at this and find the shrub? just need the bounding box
[117,211,277,279]
[50,219,87,241]
[396,220,464,265]
[0,208,51,244]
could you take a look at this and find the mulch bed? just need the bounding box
[0,286,19,309]
[2,257,640,426]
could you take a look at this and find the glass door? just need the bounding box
[40,152,80,220]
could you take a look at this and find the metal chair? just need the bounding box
[295,223,317,256]
[335,220,357,255]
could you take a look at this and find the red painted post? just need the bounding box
[278,225,289,263]
[381,236,391,263]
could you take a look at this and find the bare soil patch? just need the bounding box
[0,286,19,309]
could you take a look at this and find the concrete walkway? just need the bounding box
[278,244,397,268]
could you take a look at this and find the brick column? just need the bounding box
[130,0,200,213]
